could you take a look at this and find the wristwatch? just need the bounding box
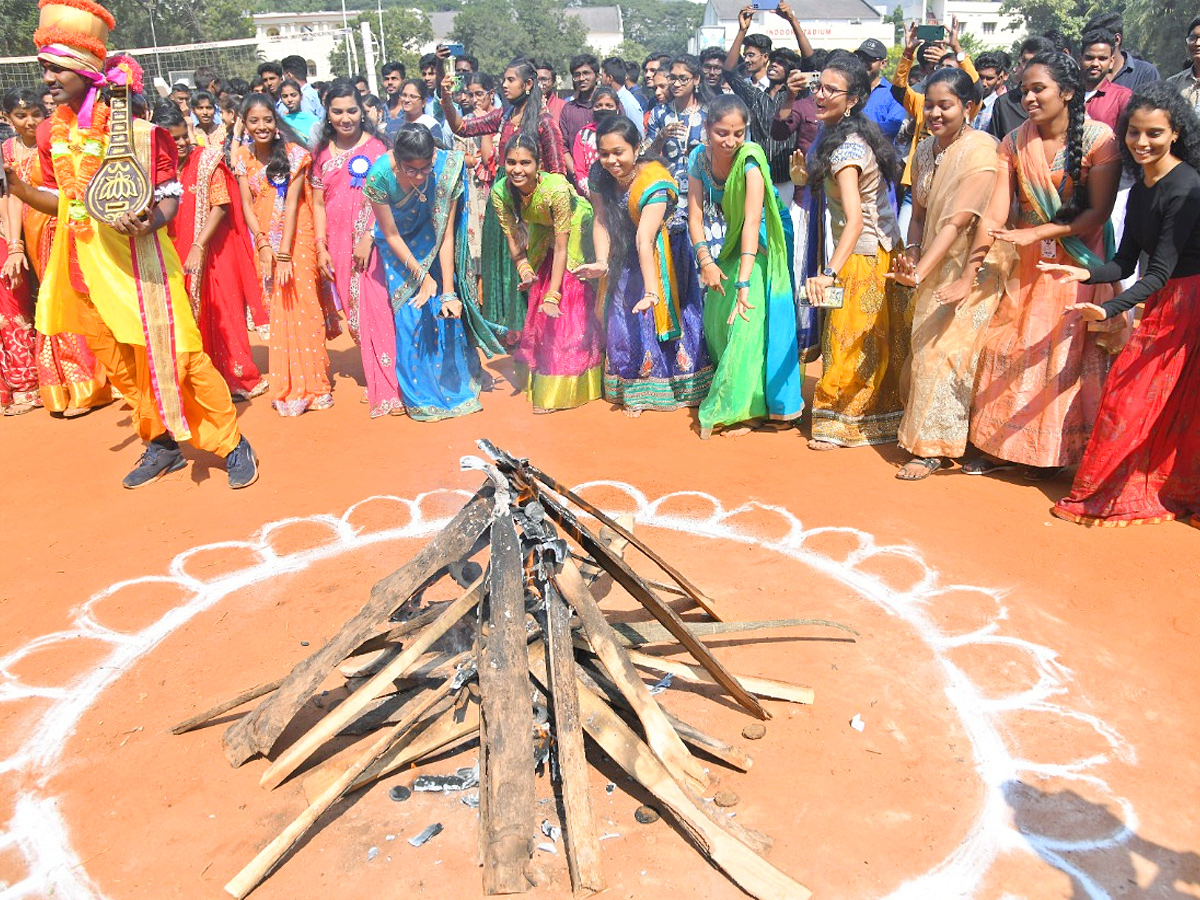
[821,267,837,280]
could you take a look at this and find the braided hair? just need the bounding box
[1025,52,1089,223]
[808,54,902,187]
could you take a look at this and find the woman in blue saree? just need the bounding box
[364,124,503,420]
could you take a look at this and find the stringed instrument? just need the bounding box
[84,82,152,225]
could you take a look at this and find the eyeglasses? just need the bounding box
[702,64,724,72]
[812,83,850,98]
[1187,33,1200,45]
[666,73,694,83]
[399,163,433,178]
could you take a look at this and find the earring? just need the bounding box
[843,109,851,119]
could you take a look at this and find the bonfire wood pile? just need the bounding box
[174,441,847,900]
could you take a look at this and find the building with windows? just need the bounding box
[893,0,1023,49]
[694,0,892,54]
[253,11,355,79]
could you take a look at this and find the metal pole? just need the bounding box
[360,22,379,95]
[377,0,387,63]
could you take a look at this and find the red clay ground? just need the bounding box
[1,332,1198,900]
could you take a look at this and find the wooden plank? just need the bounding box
[258,578,486,790]
[224,679,454,899]
[569,677,812,900]
[301,698,479,803]
[171,678,283,735]
[221,489,492,766]
[477,442,721,620]
[542,587,604,895]
[536,489,768,721]
[610,617,859,647]
[575,662,751,773]
[555,559,708,792]
[611,645,815,706]
[478,512,534,894]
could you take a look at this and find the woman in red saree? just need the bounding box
[160,106,266,400]
[1,87,109,416]
[1041,83,1200,526]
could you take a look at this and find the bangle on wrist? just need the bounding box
[734,279,751,289]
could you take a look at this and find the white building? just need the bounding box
[894,0,1023,49]
[427,6,625,58]
[253,11,354,80]
[695,0,892,55]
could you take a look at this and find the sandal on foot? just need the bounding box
[896,457,945,481]
[961,456,1017,476]
[1022,465,1063,482]
[807,439,840,451]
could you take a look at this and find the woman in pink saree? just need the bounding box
[312,83,401,417]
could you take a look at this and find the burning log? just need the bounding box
[176,441,843,900]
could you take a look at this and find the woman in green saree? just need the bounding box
[685,94,802,439]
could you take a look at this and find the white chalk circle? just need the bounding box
[0,483,1138,899]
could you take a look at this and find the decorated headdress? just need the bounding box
[34,0,115,76]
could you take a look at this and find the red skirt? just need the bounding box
[1054,274,1200,526]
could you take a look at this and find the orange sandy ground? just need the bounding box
[1,333,1198,899]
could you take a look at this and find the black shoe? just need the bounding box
[961,456,1018,476]
[122,442,186,489]
[225,436,259,489]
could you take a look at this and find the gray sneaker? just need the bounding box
[122,442,186,489]
[225,436,259,489]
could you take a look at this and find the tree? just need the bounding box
[452,0,589,76]
[1124,0,1192,73]
[888,5,905,46]
[105,0,253,49]
[0,0,40,57]
[995,0,1113,47]
[328,7,433,78]
[611,0,704,58]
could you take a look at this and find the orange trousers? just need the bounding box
[77,297,241,457]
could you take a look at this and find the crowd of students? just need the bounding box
[1,3,1198,527]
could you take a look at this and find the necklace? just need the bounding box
[49,102,112,240]
[615,167,637,189]
[932,123,969,168]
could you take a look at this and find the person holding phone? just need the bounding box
[365,124,498,420]
[799,54,909,451]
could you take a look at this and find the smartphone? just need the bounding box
[443,42,465,57]
[751,0,780,10]
[799,286,844,309]
[916,24,946,43]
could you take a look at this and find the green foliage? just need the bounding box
[103,0,253,49]
[0,0,40,57]
[328,7,433,78]
[451,0,589,76]
[1124,0,1194,74]
[887,5,905,46]
[613,39,651,65]
[995,0,1113,47]
[612,0,704,57]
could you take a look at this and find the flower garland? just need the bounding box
[49,100,110,240]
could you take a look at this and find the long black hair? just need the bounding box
[1117,81,1200,175]
[502,132,541,220]
[590,115,652,273]
[240,92,305,185]
[314,78,386,156]
[1024,52,1089,222]
[1,87,46,117]
[505,59,545,144]
[705,93,750,136]
[809,54,902,187]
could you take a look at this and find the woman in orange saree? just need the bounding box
[233,94,332,417]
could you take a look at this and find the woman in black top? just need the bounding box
[1039,82,1200,526]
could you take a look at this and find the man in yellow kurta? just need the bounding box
[5,0,259,488]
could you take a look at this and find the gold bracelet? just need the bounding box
[541,290,562,304]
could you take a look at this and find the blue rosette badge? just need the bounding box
[348,154,371,189]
